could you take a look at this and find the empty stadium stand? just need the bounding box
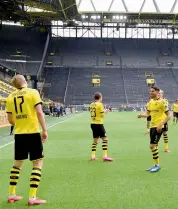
[43,38,178,105]
[1,26,178,105]
[0,25,48,75]
[43,67,70,102]
[47,38,178,68]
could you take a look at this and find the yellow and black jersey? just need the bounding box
[162,98,168,107]
[146,102,149,110]
[147,99,169,128]
[89,101,105,124]
[172,103,178,113]
[6,88,42,134]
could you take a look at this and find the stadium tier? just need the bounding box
[43,66,178,105]
[42,38,178,105]
[0,26,47,75]
[1,27,178,105]
[48,38,178,67]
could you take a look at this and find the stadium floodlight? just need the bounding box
[97,15,100,19]
[91,16,97,19]
[104,16,106,19]
[116,16,119,20]
[82,15,85,18]
[123,16,127,19]
[113,16,116,19]
[120,16,123,20]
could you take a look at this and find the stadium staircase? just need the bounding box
[43,67,70,102]
[64,68,71,103]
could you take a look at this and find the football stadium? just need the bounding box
[1,0,178,208]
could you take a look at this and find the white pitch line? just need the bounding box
[0,141,14,149]
[0,113,83,149]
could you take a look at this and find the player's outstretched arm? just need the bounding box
[138,111,150,118]
[35,104,48,142]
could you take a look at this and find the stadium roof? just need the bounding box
[0,0,22,21]
[1,0,178,26]
[76,0,178,13]
[0,0,78,23]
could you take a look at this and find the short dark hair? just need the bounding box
[150,86,160,92]
[94,92,102,100]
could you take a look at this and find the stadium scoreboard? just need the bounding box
[92,73,100,87]
[145,72,155,86]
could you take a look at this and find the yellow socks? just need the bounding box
[9,166,20,196]
[163,134,169,150]
[91,141,97,158]
[151,147,159,165]
[29,167,42,198]
[102,139,108,157]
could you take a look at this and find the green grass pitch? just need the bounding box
[0,112,178,209]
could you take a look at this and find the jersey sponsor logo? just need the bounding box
[150,110,159,112]
[12,90,26,97]
[16,114,27,119]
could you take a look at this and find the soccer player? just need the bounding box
[89,92,113,162]
[6,75,48,206]
[138,86,171,172]
[172,100,178,124]
[158,90,170,152]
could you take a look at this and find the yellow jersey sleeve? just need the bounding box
[100,103,105,118]
[6,95,13,114]
[32,90,42,106]
[161,100,169,113]
[146,102,150,112]
[163,98,168,107]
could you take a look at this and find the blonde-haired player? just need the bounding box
[172,100,178,124]
[158,90,170,152]
[6,74,48,206]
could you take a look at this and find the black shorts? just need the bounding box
[150,128,163,144]
[175,113,178,118]
[90,124,107,139]
[147,115,151,122]
[173,112,176,117]
[14,133,44,161]
[163,123,168,132]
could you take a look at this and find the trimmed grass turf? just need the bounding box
[0,112,178,209]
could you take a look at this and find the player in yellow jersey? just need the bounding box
[6,75,48,206]
[89,92,113,162]
[158,90,170,152]
[138,86,171,172]
[172,100,178,124]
